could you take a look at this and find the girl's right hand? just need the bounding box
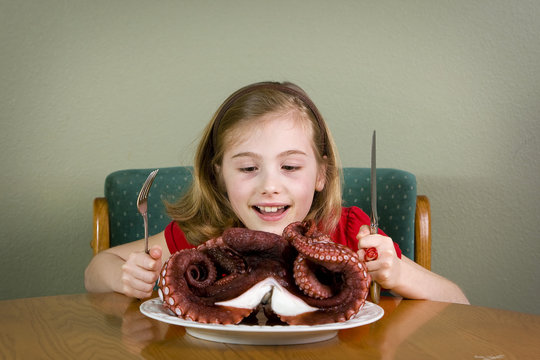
[356,225,402,290]
[120,245,162,299]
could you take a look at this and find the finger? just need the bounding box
[149,245,162,261]
[355,225,371,245]
[139,252,160,271]
[123,261,159,285]
[357,224,371,238]
[146,260,157,271]
[125,251,153,270]
[123,275,155,296]
[122,282,153,299]
[363,259,382,273]
[357,234,381,249]
[136,266,160,285]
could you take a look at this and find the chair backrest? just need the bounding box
[104,166,417,259]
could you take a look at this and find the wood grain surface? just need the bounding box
[1,293,538,359]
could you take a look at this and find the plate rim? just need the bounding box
[140,297,384,334]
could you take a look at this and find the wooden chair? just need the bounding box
[92,167,431,270]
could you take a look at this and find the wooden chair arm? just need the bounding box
[414,195,431,270]
[91,197,110,256]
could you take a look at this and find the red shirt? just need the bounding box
[164,206,401,258]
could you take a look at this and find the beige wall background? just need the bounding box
[1,1,539,314]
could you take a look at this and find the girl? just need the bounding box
[85,81,469,305]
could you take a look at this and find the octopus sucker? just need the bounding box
[159,220,371,325]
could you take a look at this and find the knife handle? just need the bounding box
[370,281,381,304]
[368,225,381,303]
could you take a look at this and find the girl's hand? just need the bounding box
[120,245,162,299]
[356,225,402,290]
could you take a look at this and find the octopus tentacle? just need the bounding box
[158,249,253,324]
[222,228,288,257]
[206,247,246,274]
[281,220,371,325]
[293,255,334,299]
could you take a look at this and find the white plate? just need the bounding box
[140,298,384,345]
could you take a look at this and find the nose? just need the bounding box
[260,169,282,195]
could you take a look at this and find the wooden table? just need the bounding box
[1,293,538,359]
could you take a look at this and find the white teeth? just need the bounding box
[257,206,285,213]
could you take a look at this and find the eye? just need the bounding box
[282,165,301,171]
[240,166,258,173]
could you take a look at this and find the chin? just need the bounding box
[248,222,288,236]
[254,225,285,236]
[245,212,301,235]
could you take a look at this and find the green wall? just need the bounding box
[1,1,539,314]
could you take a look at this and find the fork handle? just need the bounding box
[142,213,149,254]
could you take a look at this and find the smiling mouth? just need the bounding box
[253,205,290,215]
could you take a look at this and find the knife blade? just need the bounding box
[370,130,378,235]
[369,130,381,304]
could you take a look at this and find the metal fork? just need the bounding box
[137,169,159,254]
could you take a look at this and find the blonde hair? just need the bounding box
[166,81,342,245]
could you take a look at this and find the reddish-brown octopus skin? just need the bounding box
[280,221,371,325]
[158,230,289,324]
[158,221,371,325]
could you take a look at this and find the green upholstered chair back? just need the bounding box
[104,167,416,259]
[341,168,416,259]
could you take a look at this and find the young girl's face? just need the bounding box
[219,110,326,235]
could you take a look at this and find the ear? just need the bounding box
[315,157,327,192]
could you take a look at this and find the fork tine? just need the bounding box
[137,169,159,254]
[138,169,159,202]
[146,169,159,194]
[141,181,151,198]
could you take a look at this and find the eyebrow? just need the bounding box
[231,150,308,159]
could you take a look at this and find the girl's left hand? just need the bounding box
[356,225,402,290]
